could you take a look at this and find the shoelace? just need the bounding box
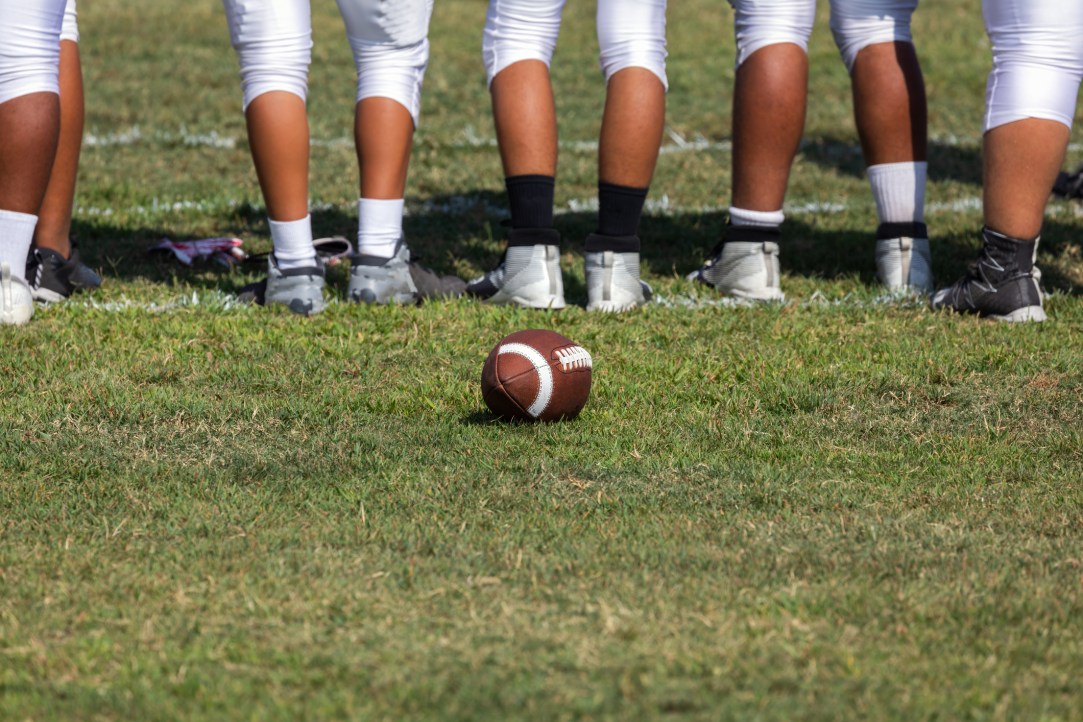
[951,248,1008,307]
[971,250,1005,294]
[33,253,44,290]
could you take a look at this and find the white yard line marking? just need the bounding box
[57,288,948,315]
[73,126,1083,219]
[76,194,1083,221]
[83,124,1083,154]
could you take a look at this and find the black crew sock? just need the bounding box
[876,222,929,240]
[506,175,555,229]
[597,182,649,238]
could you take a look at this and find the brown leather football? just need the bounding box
[481,329,592,422]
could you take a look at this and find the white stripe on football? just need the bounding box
[497,342,554,418]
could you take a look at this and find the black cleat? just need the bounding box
[26,246,102,303]
[931,228,1045,322]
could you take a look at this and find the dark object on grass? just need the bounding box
[149,237,248,267]
[1052,164,1083,199]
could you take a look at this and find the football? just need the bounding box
[481,329,593,422]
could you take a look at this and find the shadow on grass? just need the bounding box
[460,410,584,427]
[799,135,984,187]
[934,217,1082,294]
[460,410,500,426]
[71,184,1081,301]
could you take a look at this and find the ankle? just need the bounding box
[506,175,555,229]
[585,233,640,253]
[507,227,560,248]
[32,237,72,259]
[724,225,782,245]
[982,227,1038,273]
[596,182,648,237]
[877,222,928,240]
[728,206,784,230]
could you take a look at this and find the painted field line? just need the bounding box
[83,124,728,153]
[76,192,1083,222]
[59,288,936,316]
[87,124,1081,155]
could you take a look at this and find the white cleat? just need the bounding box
[0,263,34,326]
[585,250,652,312]
[688,231,784,302]
[466,228,566,310]
[584,234,651,312]
[876,223,933,294]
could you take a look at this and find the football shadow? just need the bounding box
[460,410,499,425]
[460,410,561,427]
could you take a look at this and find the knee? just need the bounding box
[352,37,430,127]
[60,0,78,43]
[984,9,1083,131]
[482,0,564,87]
[340,0,432,124]
[0,5,63,104]
[984,60,1083,132]
[829,0,917,72]
[224,0,313,109]
[597,1,668,88]
[732,0,814,68]
[234,31,312,110]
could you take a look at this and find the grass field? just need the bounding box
[2,1,1082,719]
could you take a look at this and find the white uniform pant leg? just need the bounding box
[222,0,312,110]
[983,0,1083,132]
[829,0,917,72]
[336,0,433,126]
[596,0,668,89]
[729,0,815,68]
[482,0,566,87]
[60,0,78,43]
[0,0,65,104]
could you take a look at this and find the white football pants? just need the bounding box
[221,0,434,125]
[0,0,65,104]
[983,0,1083,132]
[482,0,668,89]
[61,0,78,43]
[729,0,918,71]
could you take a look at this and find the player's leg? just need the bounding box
[30,37,80,266]
[465,0,566,309]
[223,0,324,315]
[0,0,65,325]
[585,0,667,312]
[28,0,102,303]
[932,0,1083,322]
[832,0,931,293]
[688,0,814,302]
[337,0,461,304]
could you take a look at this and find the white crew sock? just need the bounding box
[356,198,404,259]
[729,206,785,229]
[0,209,38,282]
[269,215,317,270]
[867,161,927,225]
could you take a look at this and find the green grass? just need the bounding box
[2,1,1082,720]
